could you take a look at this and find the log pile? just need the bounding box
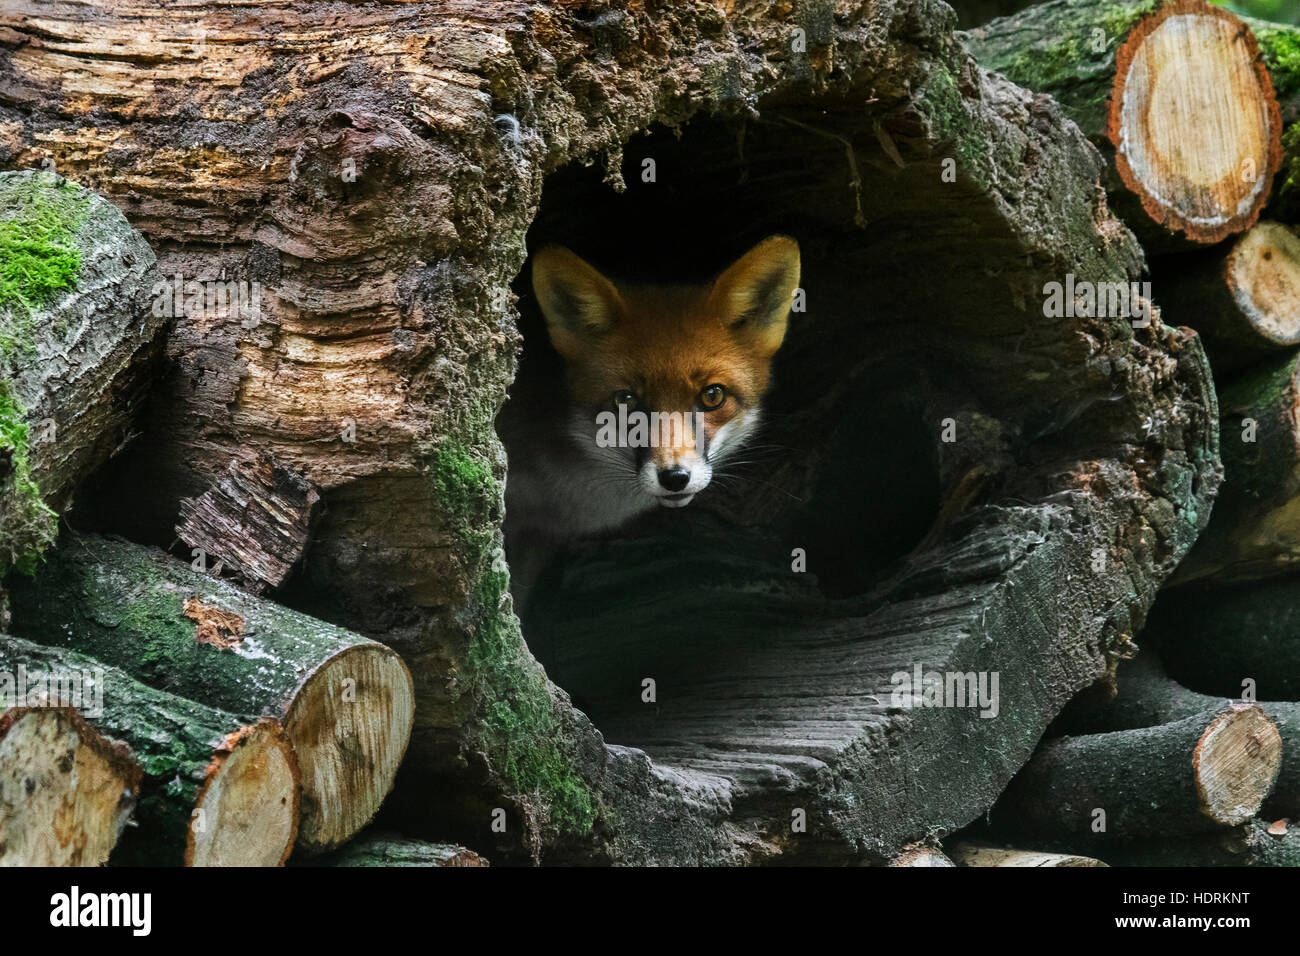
[2,0,1298,868]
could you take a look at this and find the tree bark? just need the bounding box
[0,170,163,578]
[176,453,322,593]
[994,704,1282,839]
[0,634,299,866]
[6,532,413,853]
[0,703,139,866]
[963,0,1285,246]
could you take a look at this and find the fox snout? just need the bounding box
[637,419,713,507]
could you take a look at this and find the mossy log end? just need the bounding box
[0,170,163,577]
[1,0,1221,862]
[994,703,1282,841]
[964,0,1284,246]
[311,832,487,867]
[0,635,298,866]
[0,702,139,866]
[6,532,414,853]
[1053,652,1300,821]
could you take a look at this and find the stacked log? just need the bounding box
[964,0,1287,249]
[993,703,1281,841]
[0,635,299,866]
[6,533,415,853]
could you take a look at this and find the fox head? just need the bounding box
[531,235,800,512]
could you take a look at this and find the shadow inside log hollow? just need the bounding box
[499,117,990,748]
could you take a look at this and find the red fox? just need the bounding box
[498,235,800,601]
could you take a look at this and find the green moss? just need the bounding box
[917,64,992,190]
[0,379,56,576]
[463,565,596,836]
[1280,122,1300,220]
[0,173,90,358]
[429,438,501,562]
[1254,22,1300,98]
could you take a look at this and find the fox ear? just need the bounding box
[531,246,624,360]
[708,236,800,357]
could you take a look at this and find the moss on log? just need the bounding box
[7,532,413,853]
[0,634,298,866]
[0,170,163,577]
[0,702,139,866]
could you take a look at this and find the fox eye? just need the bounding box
[699,384,727,410]
[611,389,639,411]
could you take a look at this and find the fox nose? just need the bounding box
[658,466,691,492]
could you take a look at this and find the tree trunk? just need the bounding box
[5,531,413,853]
[0,703,139,866]
[0,0,1221,863]
[0,170,163,579]
[994,703,1282,840]
[963,0,1285,246]
[0,634,299,866]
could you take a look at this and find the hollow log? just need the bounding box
[1102,817,1300,866]
[1173,351,1300,584]
[0,0,1221,863]
[5,532,414,853]
[0,634,298,866]
[311,832,487,867]
[0,703,139,866]
[1053,652,1300,820]
[0,170,163,578]
[963,0,1284,247]
[994,703,1282,840]
[950,843,1107,867]
[1153,221,1300,376]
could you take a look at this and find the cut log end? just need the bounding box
[951,843,1107,868]
[187,719,300,867]
[1228,222,1300,345]
[1108,0,1282,244]
[0,706,140,866]
[1193,703,1282,827]
[286,644,415,852]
